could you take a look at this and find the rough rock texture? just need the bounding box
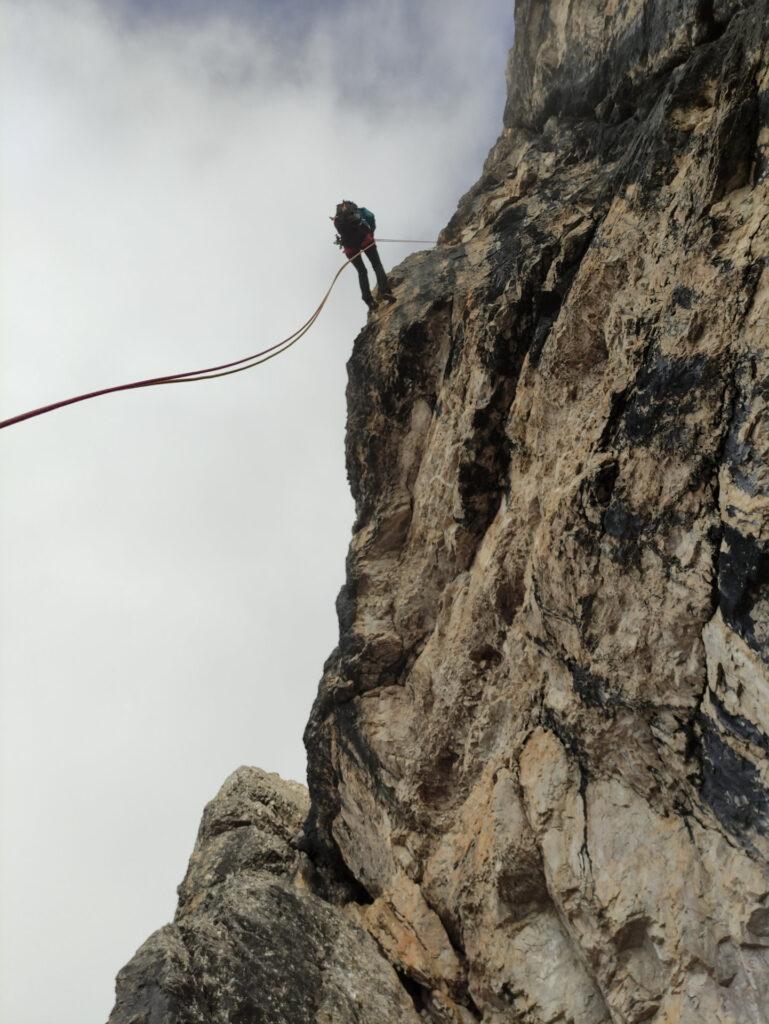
[112,1,769,1022]
[109,769,421,1024]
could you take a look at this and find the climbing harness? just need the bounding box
[0,238,435,431]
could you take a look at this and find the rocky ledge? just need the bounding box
[111,1,769,1022]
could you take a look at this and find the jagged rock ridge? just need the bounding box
[111,1,769,1022]
[109,769,422,1023]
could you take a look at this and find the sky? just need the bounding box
[0,1,512,1021]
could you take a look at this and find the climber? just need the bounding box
[331,200,394,310]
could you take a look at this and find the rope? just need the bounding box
[0,237,436,431]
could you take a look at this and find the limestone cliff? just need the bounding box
[110,2,769,1022]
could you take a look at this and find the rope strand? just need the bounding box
[0,238,436,431]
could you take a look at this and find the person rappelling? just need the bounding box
[331,200,394,310]
[2,217,435,430]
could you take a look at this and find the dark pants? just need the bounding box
[351,245,391,305]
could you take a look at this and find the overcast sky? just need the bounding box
[0,1,512,1021]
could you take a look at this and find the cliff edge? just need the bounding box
[111,2,769,1022]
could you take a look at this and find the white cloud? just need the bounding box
[0,1,512,1021]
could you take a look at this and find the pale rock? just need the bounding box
[108,768,421,1024]
[112,2,769,1021]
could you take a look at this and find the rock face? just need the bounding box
[111,1,769,1022]
[109,768,422,1024]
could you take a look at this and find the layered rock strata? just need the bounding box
[111,1,769,1022]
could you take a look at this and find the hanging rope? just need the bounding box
[0,238,436,431]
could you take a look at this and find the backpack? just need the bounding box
[358,207,376,232]
[335,201,376,234]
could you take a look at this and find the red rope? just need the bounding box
[0,238,435,431]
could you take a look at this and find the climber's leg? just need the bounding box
[366,245,394,301]
[351,254,375,308]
